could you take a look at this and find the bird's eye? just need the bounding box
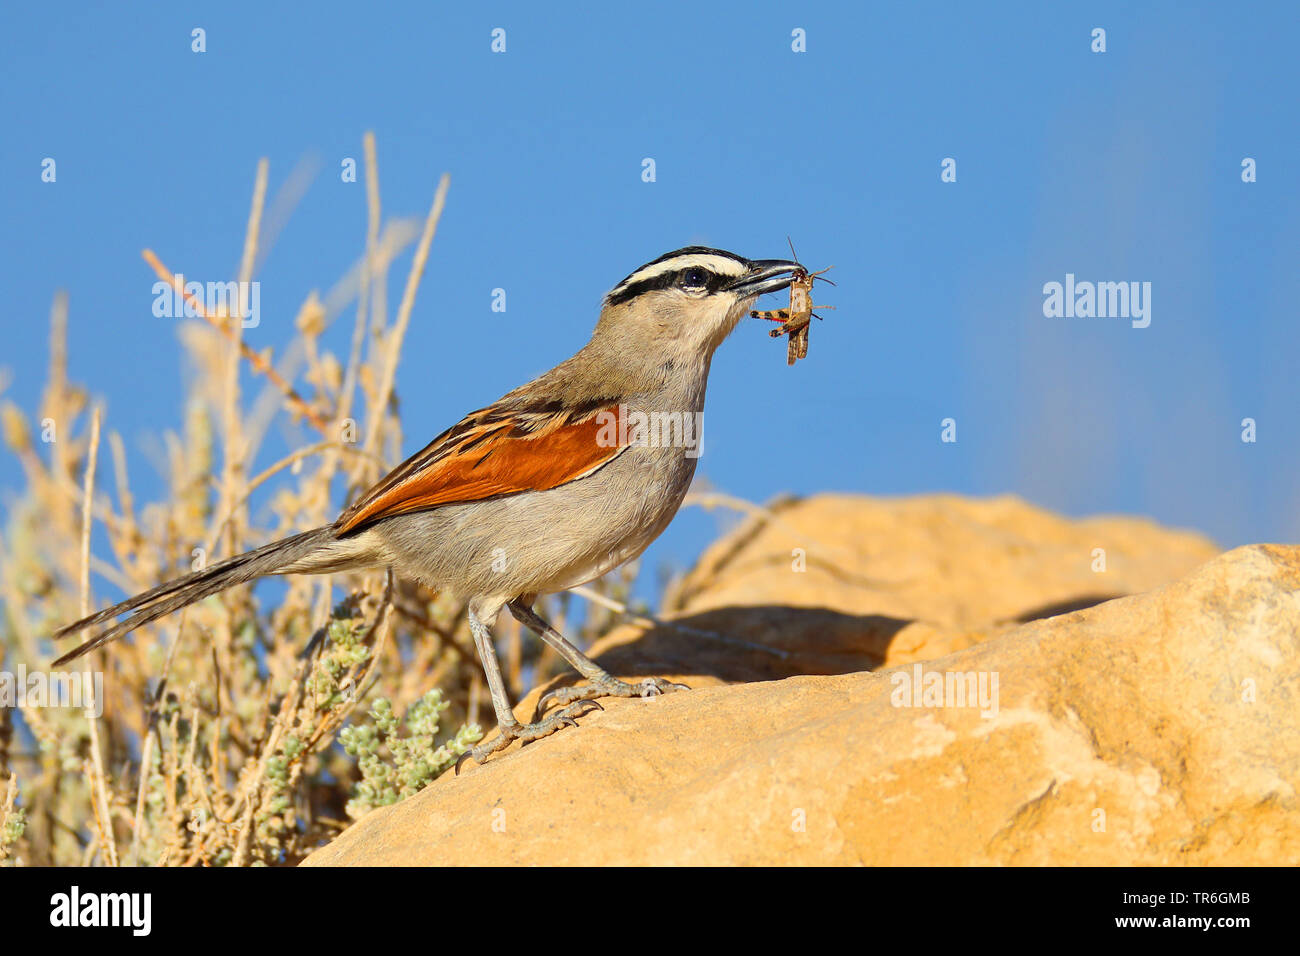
[680,267,709,290]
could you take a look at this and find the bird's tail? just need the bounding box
[52,525,343,666]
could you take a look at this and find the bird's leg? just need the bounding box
[455,607,602,773]
[506,599,689,720]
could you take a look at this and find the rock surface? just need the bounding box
[303,495,1300,866]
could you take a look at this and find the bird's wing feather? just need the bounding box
[334,402,626,535]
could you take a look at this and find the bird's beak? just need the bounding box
[728,259,804,298]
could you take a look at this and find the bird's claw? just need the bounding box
[454,698,605,773]
[454,748,476,776]
[535,675,689,720]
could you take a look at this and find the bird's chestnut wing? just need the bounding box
[334,404,627,535]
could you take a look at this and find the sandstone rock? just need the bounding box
[548,493,1219,691]
[304,497,1299,866]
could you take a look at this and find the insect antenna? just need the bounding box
[787,236,835,286]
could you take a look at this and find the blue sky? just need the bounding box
[2,2,1298,606]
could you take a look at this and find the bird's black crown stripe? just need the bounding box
[604,247,747,307]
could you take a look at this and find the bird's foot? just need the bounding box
[455,699,603,774]
[534,674,689,721]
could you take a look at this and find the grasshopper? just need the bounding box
[750,244,834,365]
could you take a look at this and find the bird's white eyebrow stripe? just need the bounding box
[612,253,748,292]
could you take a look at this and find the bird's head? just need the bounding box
[594,247,803,361]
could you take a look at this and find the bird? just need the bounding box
[52,246,804,769]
